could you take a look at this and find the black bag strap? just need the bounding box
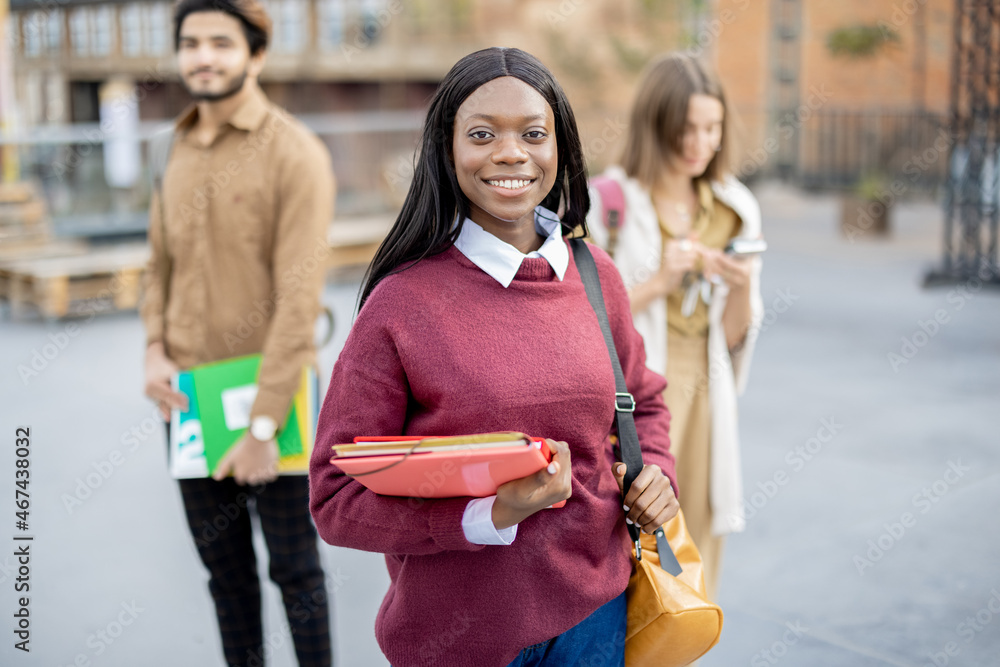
[570,238,682,576]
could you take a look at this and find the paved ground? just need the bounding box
[0,182,998,667]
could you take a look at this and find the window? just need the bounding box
[22,14,40,58]
[359,0,387,45]
[318,0,346,50]
[268,0,307,53]
[45,9,63,55]
[144,3,170,55]
[22,11,55,58]
[120,4,143,57]
[319,0,394,52]
[282,0,307,53]
[70,8,90,56]
[91,6,113,56]
[7,13,19,56]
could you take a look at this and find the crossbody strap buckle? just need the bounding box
[615,392,636,413]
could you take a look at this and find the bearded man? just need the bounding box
[140,1,334,664]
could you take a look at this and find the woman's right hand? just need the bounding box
[628,237,700,314]
[656,237,700,295]
[492,439,572,530]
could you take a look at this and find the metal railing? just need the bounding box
[794,109,949,196]
[0,110,424,239]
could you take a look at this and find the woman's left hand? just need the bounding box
[613,462,679,534]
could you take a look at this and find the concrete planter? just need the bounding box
[840,196,890,239]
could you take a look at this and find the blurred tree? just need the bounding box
[826,24,901,59]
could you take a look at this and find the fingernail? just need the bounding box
[626,518,634,525]
[617,464,625,475]
[623,504,630,512]
[547,463,557,475]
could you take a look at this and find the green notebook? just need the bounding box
[190,354,304,474]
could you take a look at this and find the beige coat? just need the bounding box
[587,166,764,535]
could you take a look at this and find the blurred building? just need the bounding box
[3,0,705,225]
[6,0,705,125]
[715,0,953,191]
[0,0,962,320]
[5,0,955,202]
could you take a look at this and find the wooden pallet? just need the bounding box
[0,182,36,204]
[0,239,91,302]
[0,238,89,264]
[0,182,47,232]
[0,225,50,248]
[0,243,149,319]
[0,213,391,317]
[0,199,46,228]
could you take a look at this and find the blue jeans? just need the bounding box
[506,591,627,667]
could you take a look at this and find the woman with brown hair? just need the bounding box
[588,52,765,599]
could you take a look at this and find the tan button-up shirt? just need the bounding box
[141,88,334,424]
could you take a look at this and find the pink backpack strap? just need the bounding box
[590,175,626,258]
[591,175,626,230]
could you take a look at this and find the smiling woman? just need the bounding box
[358,47,589,306]
[451,76,558,253]
[310,47,681,667]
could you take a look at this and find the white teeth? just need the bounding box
[488,179,531,190]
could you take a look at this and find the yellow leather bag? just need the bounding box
[625,510,723,666]
[571,239,724,666]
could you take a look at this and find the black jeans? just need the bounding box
[169,426,332,667]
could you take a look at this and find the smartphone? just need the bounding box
[724,238,768,256]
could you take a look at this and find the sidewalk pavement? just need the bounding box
[704,182,1000,667]
[0,181,997,667]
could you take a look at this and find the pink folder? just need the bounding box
[331,433,566,506]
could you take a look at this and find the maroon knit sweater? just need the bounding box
[309,241,675,667]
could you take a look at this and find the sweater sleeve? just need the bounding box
[308,286,485,556]
[591,244,678,496]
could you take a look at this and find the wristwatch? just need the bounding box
[250,415,277,442]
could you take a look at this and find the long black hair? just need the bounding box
[359,47,590,308]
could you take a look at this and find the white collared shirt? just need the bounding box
[454,206,568,287]
[454,206,566,546]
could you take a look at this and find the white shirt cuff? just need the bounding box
[462,496,518,545]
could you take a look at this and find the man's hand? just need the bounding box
[144,342,188,420]
[614,462,679,534]
[492,439,572,530]
[212,433,280,486]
